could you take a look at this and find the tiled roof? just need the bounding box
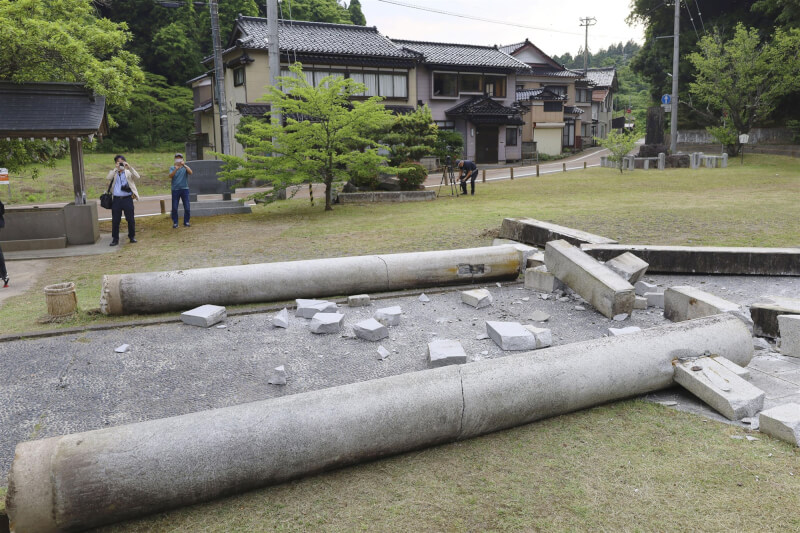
[445,95,524,125]
[236,103,270,117]
[393,39,529,70]
[193,99,213,113]
[498,42,525,55]
[525,67,583,78]
[233,17,416,59]
[564,105,584,115]
[584,67,616,87]
[515,88,566,101]
[0,82,107,137]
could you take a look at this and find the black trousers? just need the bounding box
[0,241,6,280]
[461,169,478,195]
[111,195,135,241]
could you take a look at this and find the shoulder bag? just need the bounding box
[100,176,114,210]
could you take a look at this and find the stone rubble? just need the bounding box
[348,294,371,307]
[635,281,658,296]
[309,312,345,334]
[486,320,538,351]
[461,289,494,309]
[181,304,226,328]
[604,252,649,285]
[634,296,648,310]
[608,326,642,336]
[268,365,287,385]
[778,314,800,357]
[295,299,338,318]
[674,356,765,420]
[114,344,131,354]
[759,403,800,446]
[353,318,389,341]
[375,306,402,327]
[272,308,289,329]
[427,339,468,368]
[418,293,430,302]
[377,345,390,361]
[522,325,553,348]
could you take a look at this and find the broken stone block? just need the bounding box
[778,314,800,357]
[114,344,131,354]
[295,299,337,318]
[664,286,740,322]
[524,266,563,293]
[750,297,800,338]
[529,310,550,322]
[268,365,287,385]
[353,318,389,341]
[605,252,649,285]
[753,337,771,351]
[486,321,537,351]
[419,293,430,303]
[309,312,345,334]
[712,355,750,381]
[674,356,765,420]
[544,240,635,319]
[272,308,289,329]
[644,291,664,308]
[377,345,390,361]
[526,252,545,269]
[523,325,553,348]
[759,403,800,446]
[608,326,641,336]
[181,304,226,328]
[375,306,402,327]
[634,296,648,310]
[427,339,468,368]
[461,289,494,309]
[635,281,658,296]
[612,313,628,322]
[348,294,371,307]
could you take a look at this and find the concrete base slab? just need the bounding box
[310,312,345,334]
[674,356,765,420]
[426,339,467,368]
[348,294,370,307]
[779,315,800,357]
[664,286,740,322]
[605,252,649,285]
[353,318,389,341]
[759,403,800,446]
[374,306,402,327]
[486,321,537,351]
[295,299,337,318]
[461,289,493,309]
[545,240,635,319]
[500,217,618,247]
[751,297,800,338]
[180,305,226,328]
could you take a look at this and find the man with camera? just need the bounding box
[457,159,479,195]
[168,153,193,228]
[105,155,140,246]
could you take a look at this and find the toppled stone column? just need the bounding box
[664,286,740,322]
[674,356,764,420]
[544,240,635,319]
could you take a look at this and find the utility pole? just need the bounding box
[669,0,680,153]
[267,0,281,129]
[579,17,597,74]
[209,0,229,155]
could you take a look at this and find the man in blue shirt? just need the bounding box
[457,159,479,195]
[169,153,193,228]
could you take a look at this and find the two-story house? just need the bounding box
[391,39,528,164]
[576,67,617,144]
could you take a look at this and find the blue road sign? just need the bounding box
[661,94,672,105]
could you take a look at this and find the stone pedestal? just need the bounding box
[64,202,100,245]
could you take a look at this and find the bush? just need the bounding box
[433,130,465,166]
[396,161,427,190]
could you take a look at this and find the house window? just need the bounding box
[506,127,518,146]
[576,88,591,103]
[435,120,455,130]
[543,101,563,112]
[233,67,245,87]
[563,119,575,147]
[484,75,506,98]
[545,85,567,97]
[378,73,407,98]
[433,72,458,97]
[459,73,483,93]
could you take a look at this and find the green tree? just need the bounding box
[219,64,395,211]
[594,129,639,173]
[347,0,367,25]
[383,105,437,166]
[0,0,144,172]
[687,24,800,155]
[283,0,351,24]
[152,21,205,86]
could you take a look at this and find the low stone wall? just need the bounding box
[336,191,435,204]
[0,203,100,251]
[678,128,793,145]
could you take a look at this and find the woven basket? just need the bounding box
[44,282,78,317]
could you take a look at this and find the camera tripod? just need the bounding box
[437,164,460,198]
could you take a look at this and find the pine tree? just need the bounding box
[348,0,367,26]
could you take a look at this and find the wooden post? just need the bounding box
[562,163,566,172]
[69,137,86,205]
[309,182,314,206]
[510,167,514,180]
[536,165,540,177]
[584,161,587,169]
[160,199,166,214]
[482,169,486,183]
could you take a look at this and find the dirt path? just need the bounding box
[0,259,49,309]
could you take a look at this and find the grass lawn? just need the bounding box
[3,150,176,205]
[0,153,798,335]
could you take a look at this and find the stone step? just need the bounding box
[674,356,765,420]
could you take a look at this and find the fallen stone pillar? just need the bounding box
[674,356,764,420]
[499,217,618,248]
[100,245,523,315]
[545,240,635,319]
[664,286,740,322]
[750,297,800,338]
[6,315,753,532]
[581,244,800,276]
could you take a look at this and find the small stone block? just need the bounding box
[486,321,537,351]
[674,356,765,421]
[778,314,800,358]
[309,312,345,334]
[608,326,641,336]
[461,289,494,309]
[348,294,371,307]
[605,252,649,285]
[377,345,390,360]
[644,292,664,308]
[523,325,553,348]
[375,306,402,326]
[353,318,389,341]
[272,308,289,329]
[295,299,337,318]
[664,286,740,322]
[419,293,430,302]
[529,310,550,322]
[114,344,131,354]
[268,365,287,385]
[634,296,648,310]
[427,339,468,368]
[181,304,226,327]
[524,266,563,293]
[759,403,800,446]
[612,313,628,322]
[634,281,658,296]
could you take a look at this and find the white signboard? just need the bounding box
[738,134,750,144]
[661,104,672,113]
[0,168,8,184]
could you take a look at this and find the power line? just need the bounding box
[376,0,584,36]
[579,16,597,74]
[682,1,699,39]
[693,0,706,32]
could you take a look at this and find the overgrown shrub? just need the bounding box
[397,161,427,190]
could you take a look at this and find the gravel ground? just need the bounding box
[1,273,797,482]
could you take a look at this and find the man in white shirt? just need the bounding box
[105,155,140,246]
